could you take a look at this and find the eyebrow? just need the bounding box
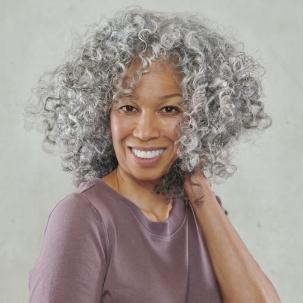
[159,93,182,100]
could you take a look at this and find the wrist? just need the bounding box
[188,182,216,208]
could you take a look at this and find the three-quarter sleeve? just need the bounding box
[29,193,109,303]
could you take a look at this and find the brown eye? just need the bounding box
[120,105,137,113]
[160,106,181,114]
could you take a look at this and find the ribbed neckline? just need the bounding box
[93,177,187,237]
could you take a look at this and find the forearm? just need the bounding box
[190,186,281,303]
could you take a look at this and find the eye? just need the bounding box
[119,105,137,113]
[160,106,181,114]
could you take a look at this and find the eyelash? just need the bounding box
[119,105,181,114]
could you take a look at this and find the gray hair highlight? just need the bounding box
[23,6,272,200]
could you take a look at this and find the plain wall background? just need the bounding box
[1,0,302,302]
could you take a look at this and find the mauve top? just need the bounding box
[29,177,228,303]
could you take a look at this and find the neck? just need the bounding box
[115,166,159,194]
[103,166,171,214]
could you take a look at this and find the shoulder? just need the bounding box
[42,188,110,260]
[74,177,128,220]
[49,190,100,225]
[45,178,111,241]
[46,178,121,237]
[50,177,110,221]
[45,191,105,241]
[29,183,110,301]
[38,179,115,253]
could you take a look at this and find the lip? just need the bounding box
[128,147,165,167]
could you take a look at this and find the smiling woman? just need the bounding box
[112,60,182,172]
[24,5,281,303]
[103,57,185,219]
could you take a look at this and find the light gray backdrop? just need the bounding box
[1,0,302,302]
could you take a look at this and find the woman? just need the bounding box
[25,6,281,303]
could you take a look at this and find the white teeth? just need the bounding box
[131,148,165,159]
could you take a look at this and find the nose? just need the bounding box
[133,110,160,140]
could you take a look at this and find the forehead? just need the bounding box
[121,56,183,91]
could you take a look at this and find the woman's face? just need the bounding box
[110,58,185,183]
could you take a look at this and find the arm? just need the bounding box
[184,170,281,303]
[29,193,108,303]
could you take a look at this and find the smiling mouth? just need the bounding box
[128,146,166,151]
[128,147,166,166]
[128,147,166,159]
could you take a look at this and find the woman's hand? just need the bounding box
[184,169,215,207]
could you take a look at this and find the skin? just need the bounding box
[184,169,282,302]
[102,57,185,221]
[101,56,282,301]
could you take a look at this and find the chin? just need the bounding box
[131,171,164,183]
[125,165,169,182]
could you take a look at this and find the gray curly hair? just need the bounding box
[23,6,272,200]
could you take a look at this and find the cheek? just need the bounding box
[164,117,183,140]
[110,113,132,142]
